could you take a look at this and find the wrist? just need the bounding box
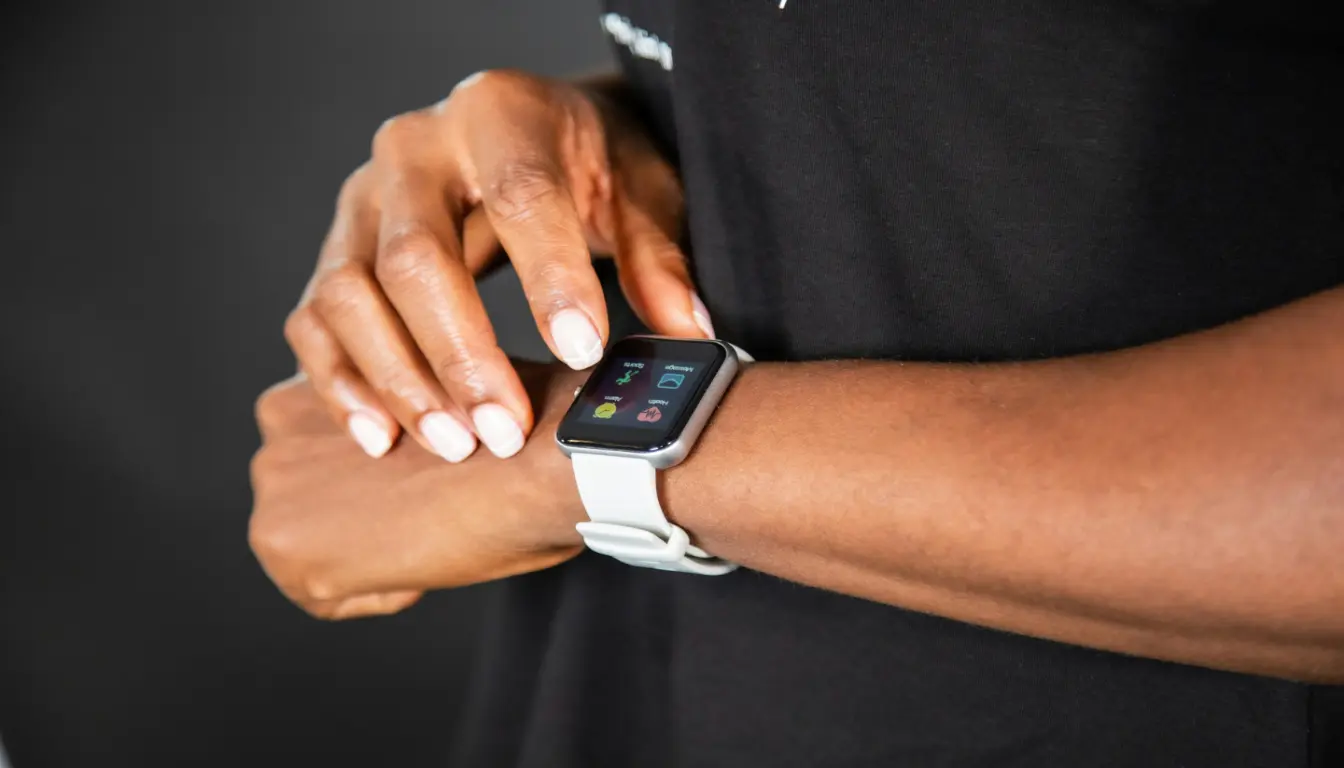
[659,363,781,554]
[556,338,767,570]
[516,363,591,549]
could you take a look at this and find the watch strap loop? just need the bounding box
[571,453,738,575]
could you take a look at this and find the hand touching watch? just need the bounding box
[283,70,712,463]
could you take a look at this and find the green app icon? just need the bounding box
[616,369,638,385]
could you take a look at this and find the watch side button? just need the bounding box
[573,386,581,399]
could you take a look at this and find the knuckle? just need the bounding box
[299,575,339,603]
[521,257,585,307]
[335,164,371,212]
[474,68,526,90]
[532,257,580,290]
[312,263,375,318]
[247,503,297,570]
[374,227,441,286]
[282,305,321,349]
[447,69,527,104]
[253,385,295,437]
[647,242,691,278]
[431,346,488,396]
[368,366,431,406]
[487,159,562,224]
[370,119,399,158]
[371,111,429,160]
[247,511,339,604]
[253,391,282,436]
[247,447,272,497]
[253,376,316,439]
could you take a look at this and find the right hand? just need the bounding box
[284,70,712,462]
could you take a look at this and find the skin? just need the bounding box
[285,70,706,463]
[251,363,585,619]
[251,70,1344,682]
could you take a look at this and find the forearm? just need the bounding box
[662,287,1344,681]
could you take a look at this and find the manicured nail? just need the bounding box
[471,404,525,458]
[419,411,477,463]
[347,412,392,458]
[691,293,715,339]
[549,308,603,369]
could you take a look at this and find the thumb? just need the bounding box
[609,197,714,339]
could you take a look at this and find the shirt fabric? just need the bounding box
[451,2,1344,765]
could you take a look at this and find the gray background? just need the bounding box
[0,1,617,765]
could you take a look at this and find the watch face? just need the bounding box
[556,337,730,453]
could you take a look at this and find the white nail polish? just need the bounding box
[549,308,604,369]
[691,293,716,339]
[419,411,477,463]
[347,412,392,458]
[472,404,525,459]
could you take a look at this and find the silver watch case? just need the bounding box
[555,336,747,470]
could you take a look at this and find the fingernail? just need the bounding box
[691,293,715,339]
[419,411,477,463]
[347,412,392,458]
[471,404,525,458]
[549,308,603,369]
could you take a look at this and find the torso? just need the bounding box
[454,2,1344,765]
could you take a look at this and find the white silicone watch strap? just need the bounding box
[573,453,736,575]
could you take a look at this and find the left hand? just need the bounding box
[285,70,705,465]
[248,361,585,619]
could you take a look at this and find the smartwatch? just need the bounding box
[555,335,752,575]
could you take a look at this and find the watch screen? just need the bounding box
[557,337,729,452]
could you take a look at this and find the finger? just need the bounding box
[375,168,533,459]
[289,183,401,457]
[284,306,398,458]
[610,193,715,339]
[311,259,479,464]
[318,161,479,463]
[473,151,609,371]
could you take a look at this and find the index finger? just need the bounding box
[470,147,610,371]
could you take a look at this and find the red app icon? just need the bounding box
[637,406,662,423]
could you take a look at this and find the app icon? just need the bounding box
[657,373,685,389]
[616,369,638,385]
[593,402,617,419]
[637,406,662,423]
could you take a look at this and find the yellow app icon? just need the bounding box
[593,402,617,419]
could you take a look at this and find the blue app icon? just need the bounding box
[657,373,685,389]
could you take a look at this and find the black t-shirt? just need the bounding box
[452,2,1344,765]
